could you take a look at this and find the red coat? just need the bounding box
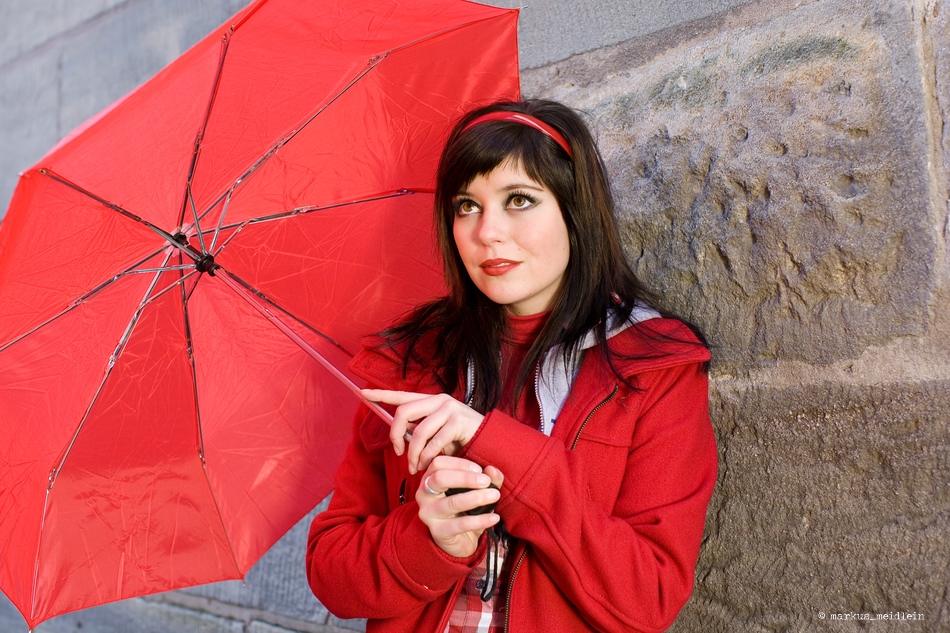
[306,318,717,632]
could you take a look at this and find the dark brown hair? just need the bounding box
[383,99,701,412]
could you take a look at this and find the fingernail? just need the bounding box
[476,474,491,487]
[469,464,482,473]
[486,488,500,501]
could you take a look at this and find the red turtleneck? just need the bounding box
[498,311,548,430]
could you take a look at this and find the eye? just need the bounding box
[453,198,480,216]
[508,192,537,210]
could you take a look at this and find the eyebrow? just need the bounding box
[453,182,546,197]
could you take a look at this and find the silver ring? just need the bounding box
[404,430,413,442]
[423,475,442,496]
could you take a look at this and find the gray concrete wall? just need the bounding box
[1,0,947,631]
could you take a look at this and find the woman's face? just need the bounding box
[451,158,570,316]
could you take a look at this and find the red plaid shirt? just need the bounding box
[445,534,511,632]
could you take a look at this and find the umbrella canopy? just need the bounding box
[0,0,520,627]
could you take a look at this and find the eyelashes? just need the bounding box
[507,191,537,209]
[452,191,539,216]
[453,198,479,216]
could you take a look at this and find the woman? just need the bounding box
[306,99,717,632]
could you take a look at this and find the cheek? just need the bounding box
[540,218,571,266]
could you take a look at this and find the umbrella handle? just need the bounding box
[215,270,395,425]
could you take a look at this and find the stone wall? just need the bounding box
[0,0,947,631]
[523,0,950,629]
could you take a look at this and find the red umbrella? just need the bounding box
[0,0,519,628]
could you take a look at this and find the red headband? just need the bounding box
[460,111,573,158]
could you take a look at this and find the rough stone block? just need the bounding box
[927,0,950,208]
[670,378,950,631]
[525,0,937,372]
[480,0,760,68]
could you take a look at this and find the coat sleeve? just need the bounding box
[461,360,717,632]
[306,404,482,619]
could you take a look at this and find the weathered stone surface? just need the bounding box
[669,378,950,631]
[525,0,937,372]
[480,0,761,69]
[927,0,950,214]
[1,1,947,632]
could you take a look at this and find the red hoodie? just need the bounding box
[307,317,717,632]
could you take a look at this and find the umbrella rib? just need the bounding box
[208,186,236,254]
[179,275,244,577]
[216,268,352,355]
[0,245,185,354]
[38,169,208,264]
[179,27,233,236]
[201,54,388,228]
[41,169,164,235]
[30,252,189,614]
[215,269,394,424]
[211,189,428,236]
[384,11,517,58]
[199,6,516,229]
[46,255,174,479]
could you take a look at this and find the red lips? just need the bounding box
[480,258,520,276]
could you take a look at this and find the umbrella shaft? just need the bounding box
[215,271,394,424]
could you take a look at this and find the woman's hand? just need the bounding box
[415,456,503,558]
[361,389,485,475]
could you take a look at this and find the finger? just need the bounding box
[402,397,467,474]
[483,465,505,490]
[440,486,502,517]
[418,461,487,497]
[388,414,409,457]
[428,454,484,474]
[426,470,492,494]
[415,422,463,474]
[424,511,500,543]
[407,395,476,472]
[405,405,449,474]
[361,388,432,406]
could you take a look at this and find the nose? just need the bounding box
[474,207,506,244]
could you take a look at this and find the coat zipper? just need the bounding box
[503,385,618,632]
[503,547,527,633]
[534,363,545,433]
[570,385,618,450]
